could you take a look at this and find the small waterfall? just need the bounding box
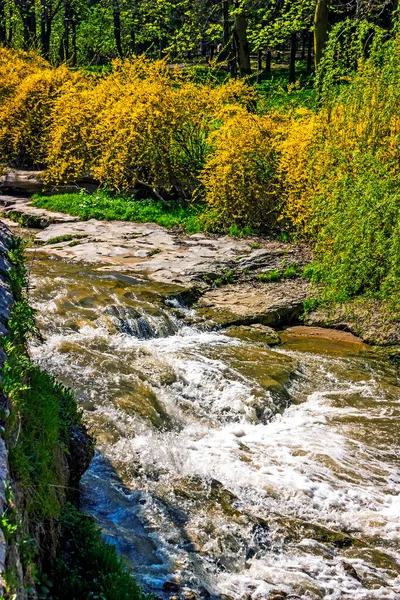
[104,304,179,339]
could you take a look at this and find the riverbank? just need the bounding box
[0,224,151,598]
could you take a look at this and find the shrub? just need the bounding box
[0,50,80,167]
[200,110,285,231]
[45,57,255,196]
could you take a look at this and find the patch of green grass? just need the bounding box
[250,242,260,249]
[44,234,88,245]
[228,223,255,238]
[283,264,299,279]
[47,505,149,600]
[32,190,204,233]
[215,269,234,287]
[258,270,281,282]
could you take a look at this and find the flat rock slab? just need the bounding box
[0,208,307,289]
[195,280,310,328]
[0,197,80,228]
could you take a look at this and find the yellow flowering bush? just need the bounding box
[199,109,286,230]
[45,58,255,195]
[0,49,80,167]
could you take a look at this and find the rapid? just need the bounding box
[28,255,400,600]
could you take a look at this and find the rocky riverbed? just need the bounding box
[1,194,399,600]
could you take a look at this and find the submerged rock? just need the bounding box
[224,324,281,346]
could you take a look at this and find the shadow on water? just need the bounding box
[81,452,226,600]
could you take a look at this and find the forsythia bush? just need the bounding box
[2,38,400,307]
[0,53,81,167]
[200,109,286,230]
[45,58,255,195]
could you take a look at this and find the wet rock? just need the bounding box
[163,580,180,592]
[224,324,281,346]
[342,561,362,582]
[196,280,310,328]
[67,422,94,498]
[115,384,172,430]
[306,298,400,346]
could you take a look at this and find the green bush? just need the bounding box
[309,155,400,308]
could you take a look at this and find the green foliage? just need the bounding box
[1,238,82,522]
[258,269,281,282]
[49,505,149,600]
[215,269,234,287]
[309,155,400,307]
[283,263,298,278]
[258,263,299,282]
[32,191,204,233]
[44,234,88,245]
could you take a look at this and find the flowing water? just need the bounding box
[28,254,400,600]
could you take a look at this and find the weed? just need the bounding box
[283,264,298,279]
[258,270,281,282]
[214,269,234,287]
[45,234,87,245]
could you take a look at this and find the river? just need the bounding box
[28,254,400,599]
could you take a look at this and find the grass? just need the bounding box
[258,263,300,283]
[32,190,204,233]
[45,505,149,600]
[258,270,281,282]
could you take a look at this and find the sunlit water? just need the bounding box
[28,255,400,599]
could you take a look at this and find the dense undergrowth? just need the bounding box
[0,237,148,599]
[1,23,400,309]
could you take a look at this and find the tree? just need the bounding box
[314,0,329,68]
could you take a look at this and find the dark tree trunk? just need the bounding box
[265,49,271,78]
[221,0,230,61]
[113,0,123,58]
[17,0,37,49]
[301,31,306,59]
[314,0,330,68]
[130,19,135,54]
[306,30,313,74]
[233,0,251,77]
[40,0,51,58]
[257,48,263,83]
[71,15,77,65]
[0,0,6,44]
[289,31,296,84]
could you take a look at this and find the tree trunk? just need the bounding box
[306,30,313,74]
[220,0,230,61]
[257,48,262,83]
[71,15,77,65]
[113,0,123,58]
[265,49,271,78]
[302,32,307,59]
[17,0,37,49]
[233,0,251,77]
[40,0,51,58]
[0,0,6,44]
[314,0,330,69]
[289,31,296,84]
